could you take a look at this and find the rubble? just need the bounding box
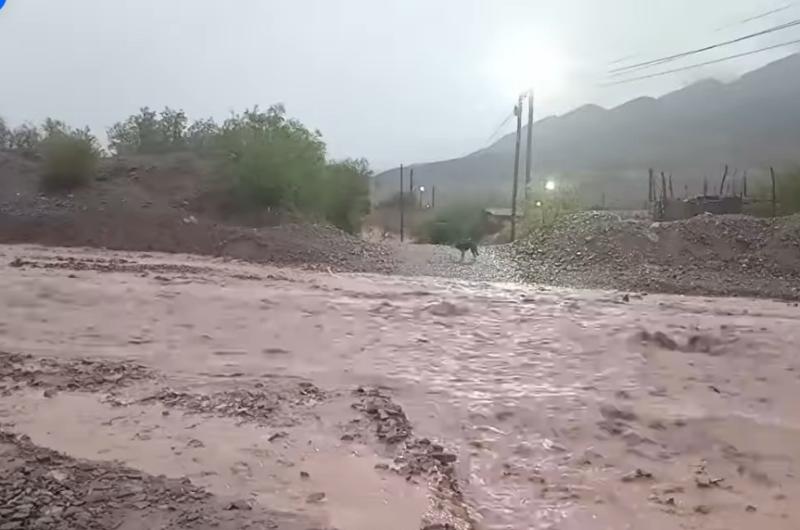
[0,431,305,530]
[0,352,152,394]
[139,384,325,427]
[510,212,800,299]
[352,387,475,530]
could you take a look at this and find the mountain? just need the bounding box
[374,53,800,208]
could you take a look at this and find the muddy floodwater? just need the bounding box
[2,244,800,529]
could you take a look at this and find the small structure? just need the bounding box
[482,207,522,234]
[656,195,743,221]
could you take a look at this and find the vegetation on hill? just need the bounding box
[1,106,372,233]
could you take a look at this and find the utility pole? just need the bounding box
[399,164,405,242]
[524,89,534,198]
[409,168,414,194]
[510,95,524,242]
[431,185,436,208]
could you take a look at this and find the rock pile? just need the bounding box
[510,212,800,299]
[0,431,297,530]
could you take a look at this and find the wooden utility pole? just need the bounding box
[668,173,674,198]
[399,164,405,242]
[719,164,729,196]
[648,168,654,203]
[431,186,436,208]
[510,95,524,242]
[409,168,414,194]
[743,171,748,197]
[524,89,534,198]
[770,167,777,218]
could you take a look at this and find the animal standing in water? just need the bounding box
[454,240,479,262]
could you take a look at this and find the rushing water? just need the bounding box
[2,245,800,529]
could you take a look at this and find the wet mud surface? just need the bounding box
[2,244,800,529]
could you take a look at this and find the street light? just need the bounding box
[545,180,556,191]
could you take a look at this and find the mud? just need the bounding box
[2,243,800,529]
[0,431,310,530]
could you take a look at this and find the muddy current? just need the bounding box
[1,244,799,529]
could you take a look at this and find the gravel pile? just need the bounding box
[510,212,800,299]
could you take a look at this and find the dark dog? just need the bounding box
[454,240,479,262]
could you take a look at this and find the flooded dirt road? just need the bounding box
[2,244,800,529]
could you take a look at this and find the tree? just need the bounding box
[158,107,188,150]
[323,158,372,233]
[221,105,327,211]
[186,117,220,153]
[0,117,11,149]
[9,123,41,157]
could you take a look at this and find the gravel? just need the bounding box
[508,211,800,299]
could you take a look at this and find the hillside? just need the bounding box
[374,53,800,208]
[0,151,394,272]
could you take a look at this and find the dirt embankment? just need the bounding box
[0,151,394,273]
[509,211,800,299]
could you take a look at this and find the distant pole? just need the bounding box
[409,168,414,194]
[399,164,405,242]
[524,89,534,198]
[668,173,674,198]
[743,171,748,197]
[431,185,436,208]
[770,166,777,218]
[703,176,708,196]
[510,95,524,242]
[719,164,728,196]
[648,168,654,203]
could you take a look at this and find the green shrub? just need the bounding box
[322,158,372,233]
[221,105,327,212]
[40,125,101,192]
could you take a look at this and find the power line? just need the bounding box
[485,110,515,144]
[601,37,800,86]
[609,17,800,75]
[716,2,795,31]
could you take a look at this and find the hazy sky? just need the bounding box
[1,0,798,169]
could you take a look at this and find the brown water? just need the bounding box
[2,244,800,529]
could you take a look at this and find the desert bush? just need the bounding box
[221,105,327,212]
[40,124,101,192]
[322,158,372,233]
[414,203,487,244]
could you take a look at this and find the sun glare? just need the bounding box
[487,35,568,99]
